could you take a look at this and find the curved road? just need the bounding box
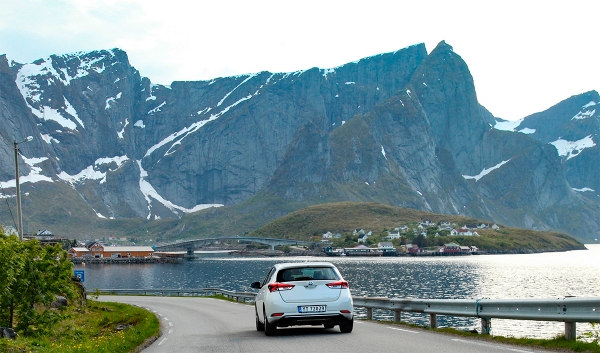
[100,296,554,353]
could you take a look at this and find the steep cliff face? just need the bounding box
[0,43,597,241]
[258,42,598,239]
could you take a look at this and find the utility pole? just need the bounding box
[14,136,32,241]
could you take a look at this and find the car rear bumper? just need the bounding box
[272,313,352,327]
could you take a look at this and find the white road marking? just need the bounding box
[386,326,420,333]
[168,329,173,334]
[164,317,169,321]
[158,338,168,346]
[451,339,534,352]
[169,322,173,327]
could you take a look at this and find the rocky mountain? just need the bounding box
[494,91,599,203]
[0,42,597,242]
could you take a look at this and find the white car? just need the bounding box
[250,262,353,335]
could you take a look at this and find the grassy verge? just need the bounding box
[368,319,600,352]
[0,301,160,353]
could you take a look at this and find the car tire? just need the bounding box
[340,318,353,333]
[324,323,335,329]
[264,310,276,336]
[256,308,265,331]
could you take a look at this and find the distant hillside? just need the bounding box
[249,202,585,252]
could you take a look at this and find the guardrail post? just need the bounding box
[429,314,437,329]
[481,318,491,335]
[565,322,576,340]
[366,307,373,320]
[393,310,401,323]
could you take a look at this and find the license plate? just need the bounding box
[298,305,326,313]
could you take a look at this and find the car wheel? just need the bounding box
[255,308,265,331]
[324,323,334,329]
[264,309,276,336]
[340,318,353,333]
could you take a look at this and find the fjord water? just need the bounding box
[77,245,600,339]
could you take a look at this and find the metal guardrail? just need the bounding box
[96,288,256,303]
[97,288,599,340]
[352,296,600,340]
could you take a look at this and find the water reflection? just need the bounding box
[78,245,600,339]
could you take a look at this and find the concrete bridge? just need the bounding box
[154,236,318,255]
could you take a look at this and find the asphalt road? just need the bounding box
[99,296,555,353]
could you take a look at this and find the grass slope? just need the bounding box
[249,202,585,252]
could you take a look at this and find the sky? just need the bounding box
[0,0,597,121]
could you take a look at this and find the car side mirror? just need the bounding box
[250,281,261,289]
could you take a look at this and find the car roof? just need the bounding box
[273,262,336,270]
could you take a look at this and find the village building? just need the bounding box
[440,242,461,254]
[450,229,479,236]
[406,244,423,254]
[69,241,154,258]
[377,242,395,251]
[387,230,401,239]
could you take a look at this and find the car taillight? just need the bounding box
[268,282,295,292]
[326,280,349,289]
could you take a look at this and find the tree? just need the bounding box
[0,231,76,336]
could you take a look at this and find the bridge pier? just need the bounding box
[186,247,195,257]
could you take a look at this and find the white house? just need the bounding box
[322,231,334,239]
[358,234,369,243]
[387,230,401,239]
[451,229,473,236]
[378,242,395,250]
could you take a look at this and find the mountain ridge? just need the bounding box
[0,42,597,242]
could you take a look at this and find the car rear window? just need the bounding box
[277,267,339,282]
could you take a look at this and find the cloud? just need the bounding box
[1,0,597,120]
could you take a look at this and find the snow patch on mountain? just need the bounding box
[15,59,84,130]
[573,187,595,192]
[58,155,129,185]
[33,105,79,130]
[463,159,511,182]
[217,74,256,107]
[550,135,596,160]
[105,92,122,110]
[0,156,53,189]
[136,160,223,219]
[148,101,166,115]
[494,118,523,132]
[518,127,536,134]
[572,108,596,120]
[144,94,254,158]
[582,101,597,109]
[41,134,60,144]
[321,68,335,78]
[117,119,129,139]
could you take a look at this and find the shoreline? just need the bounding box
[69,245,587,264]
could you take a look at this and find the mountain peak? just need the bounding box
[431,40,454,53]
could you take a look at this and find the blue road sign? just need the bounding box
[74,270,85,282]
